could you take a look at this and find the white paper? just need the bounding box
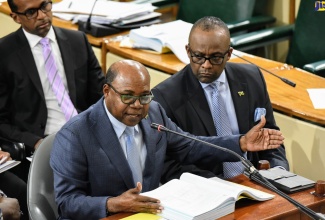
[307,88,325,109]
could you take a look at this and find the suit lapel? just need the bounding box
[186,68,216,136]
[91,100,135,189]
[225,65,250,133]
[53,27,77,105]
[16,29,45,100]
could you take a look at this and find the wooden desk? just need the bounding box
[102,37,325,126]
[101,175,325,220]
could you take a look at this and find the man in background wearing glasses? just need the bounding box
[152,16,289,183]
[50,59,285,219]
[0,0,105,181]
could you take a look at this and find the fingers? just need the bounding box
[262,128,284,149]
[254,115,266,131]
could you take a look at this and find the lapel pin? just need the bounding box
[238,91,245,96]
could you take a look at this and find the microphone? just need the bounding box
[232,52,296,87]
[78,0,121,37]
[151,122,325,220]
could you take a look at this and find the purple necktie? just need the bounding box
[40,38,77,121]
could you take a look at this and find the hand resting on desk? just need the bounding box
[107,182,163,214]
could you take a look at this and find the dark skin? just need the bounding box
[101,60,284,214]
[9,0,53,150]
[186,26,232,84]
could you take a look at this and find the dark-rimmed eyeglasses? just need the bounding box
[108,84,154,105]
[14,1,52,20]
[188,46,230,65]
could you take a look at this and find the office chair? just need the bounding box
[230,0,325,77]
[27,133,58,220]
[0,138,25,161]
[176,0,276,35]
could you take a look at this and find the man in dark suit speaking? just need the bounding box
[152,16,289,182]
[0,0,105,180]
[50,59,285,219]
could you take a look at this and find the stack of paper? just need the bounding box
[52,0,160,26]
[128,20,192,64]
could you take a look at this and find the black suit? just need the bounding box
[152,63,289,182]
[0,27,105,150]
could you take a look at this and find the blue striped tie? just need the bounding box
[210,82,244,179]
[124,127,142,185]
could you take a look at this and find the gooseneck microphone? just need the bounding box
[232,52,296,87]
[151,123,325,220]
[78,0,120,37]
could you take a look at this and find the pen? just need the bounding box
[0,156,8,165]
[68,1,72,8]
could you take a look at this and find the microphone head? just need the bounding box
[150,123,168,132]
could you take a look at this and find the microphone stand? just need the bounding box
[232,52,296,87]
[151,123,325,220]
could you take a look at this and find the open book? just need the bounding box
[128,20,192,64]
[141,173,274,220]
[0,160,21,173]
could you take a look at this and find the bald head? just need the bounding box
[103,60,151,126]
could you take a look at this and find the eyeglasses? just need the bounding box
[108,84,154,105]
[14,1,52,20]
[188,46,230,65]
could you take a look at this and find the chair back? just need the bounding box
[176,0,256,24]
[27,133,58,220]
[286,0,325,68]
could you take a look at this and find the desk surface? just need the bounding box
[101,175,325,220]
[103,37,325,126]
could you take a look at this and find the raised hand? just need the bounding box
[240,115,284,152]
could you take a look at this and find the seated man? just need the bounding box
[50,59,284,219]
[0,0,105,181]
[152,16,289,182]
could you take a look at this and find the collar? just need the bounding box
[23,26,56,48]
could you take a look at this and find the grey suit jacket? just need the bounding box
[0,27,104,149]
[152,63,289,182]
[50,98,246,219]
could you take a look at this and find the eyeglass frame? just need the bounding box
[13,1,52,20]
[107,84,154,105]
[188,45,231,65]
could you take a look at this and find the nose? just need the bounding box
[130,99,143,108]
[37,9,47,19]
[201,58,213,68]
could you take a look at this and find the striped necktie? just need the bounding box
[39,38,77,121]
[210,82,244,179]
[124,127,142,185]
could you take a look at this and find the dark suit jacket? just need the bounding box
[152,63,289,182]
[0,27,105,150]
[50,98,245,219]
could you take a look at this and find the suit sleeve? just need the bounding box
[253,67,289,170]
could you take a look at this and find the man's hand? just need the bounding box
[0,150,11,164]
[0,197,21,220]
[240,115,284,152]
[107,182,162,214]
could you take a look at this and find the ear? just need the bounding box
[226,47,233,61]
[10,13,21,24]
[185,44,191,59]
[103,84,109,97]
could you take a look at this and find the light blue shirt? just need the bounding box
[103,100,147,171]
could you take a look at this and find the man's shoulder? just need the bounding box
[153,65,190,91]
[53,26,86,40]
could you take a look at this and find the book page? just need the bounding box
[181,173,274,201]
[141,178,234,220]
